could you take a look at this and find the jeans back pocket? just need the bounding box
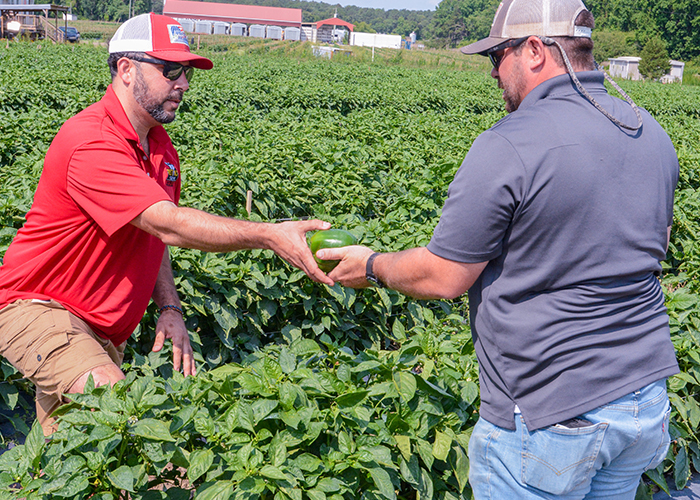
[521,418,608,495]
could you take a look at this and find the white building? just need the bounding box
[660,60,685,83]
[350,32,402,50]
[608,56,642,80]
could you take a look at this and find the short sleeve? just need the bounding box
[427,131,525,263]
[67,139,172,237]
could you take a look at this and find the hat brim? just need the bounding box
[146,50,214,70]
[460,36,509,55]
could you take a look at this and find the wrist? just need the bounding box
[365,252,386,288]
[158,304,183,316]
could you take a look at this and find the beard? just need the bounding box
[499,57,528,113]
[133,65,184,124]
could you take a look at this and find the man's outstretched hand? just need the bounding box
[152,309,196,377]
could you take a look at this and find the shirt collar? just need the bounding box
[102,84,170,150]
[102,84,139,143]
[518,71,607,111]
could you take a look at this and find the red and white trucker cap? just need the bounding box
[109,13,213,70]
[461,0,592,55]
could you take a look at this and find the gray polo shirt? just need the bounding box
[427,71,679,431]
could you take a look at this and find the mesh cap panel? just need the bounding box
[500,0,585,37]
[109,13,153,53]
[108,13,212,69]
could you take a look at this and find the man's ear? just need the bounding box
[116,57,136,85]
[523,36,548,70]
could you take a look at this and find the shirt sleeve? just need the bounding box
[66,139,173,237]
[427,130,526,263]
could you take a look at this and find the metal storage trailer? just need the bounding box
[249,24,265,38]
[194,20,212,34]
[284,27,300,41]
[230,23,247,37]
[177,18,195,32]
[266,25,282,40]
[213,21,228,35]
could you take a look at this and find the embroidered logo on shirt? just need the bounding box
[165,162,179,185]
[168,25,190,46]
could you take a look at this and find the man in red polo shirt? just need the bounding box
[0,13,333,435]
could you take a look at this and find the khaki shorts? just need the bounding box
[0,299,125,435]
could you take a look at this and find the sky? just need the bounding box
[335,0,440,11]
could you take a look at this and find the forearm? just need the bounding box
[133,200,334,285]
[373,248,471,300]
[325,246,486,299]
[152,248,182,308]
[136,202,276,253]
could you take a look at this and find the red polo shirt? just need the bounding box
[0,85,180,346]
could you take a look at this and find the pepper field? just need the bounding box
[0,41,699,499]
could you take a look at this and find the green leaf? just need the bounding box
[188,449,215,483]
[336,390,369,408]
[393,372,417,403]
[281,325,302,343]
[316,477,342,492]
[351,360,382,373]
[24,421,45,468]
[432,431,451,461]
[269,438,288,467]
[368,467,396,500]
[336,364,351,383]
[394,435,411,461]
[106,465,135,492]
[450,445,470,493]
[338,431,354,455]
[289,339,321,356]
[391,320,406,341]
[259,464,290,481]
[674,444,690,490]
[686,396,700,429]
[634,479,653,500]
[307,490,327,500]
[237,402,256,432]
[279,347,296,374]
[238,442,253,469]
[251,398,278,425]
[293,453,322,472]
[196,480,235,500]
[214,302,239,334]
[460,381,479,405]
[366,446,395,468]
[415,438,434,470]
[131,418,176,442]
[171,405,198,432]
[417,467,434,500]
[52,475,90,497]
[0,382,18,409]
[399,455,420,486]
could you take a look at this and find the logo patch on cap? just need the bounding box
[168,24,189,46]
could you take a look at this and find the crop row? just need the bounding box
[0,41,699,498]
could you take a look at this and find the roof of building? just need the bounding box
[608,56,642,62]
[163,0,302,27]
[316,17,354,31]
[0,3,69,11]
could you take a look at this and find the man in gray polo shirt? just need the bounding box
[318,0,679,498]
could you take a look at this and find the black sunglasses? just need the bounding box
[129,56,194,82]
[487,37,530,69]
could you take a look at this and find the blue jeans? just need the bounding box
[468,379,672,499]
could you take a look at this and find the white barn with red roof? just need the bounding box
[163,0,302,30]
